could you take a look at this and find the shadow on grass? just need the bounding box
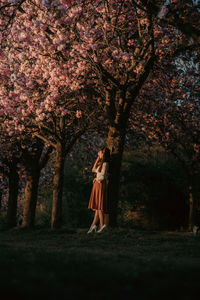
[0,228,200,299]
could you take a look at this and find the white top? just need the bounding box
[93,162,109,183]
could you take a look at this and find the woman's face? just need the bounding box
[98,150,103,159]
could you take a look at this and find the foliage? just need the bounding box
[34,143,200,230]
[62,145,93,228]
[118,146,195,229]
[35,187,52,228]
[0,214,7,230]
[0,0,199,229]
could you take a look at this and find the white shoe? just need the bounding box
[193,225,200,236]
[97,224,107,233]
[87,225,97,234]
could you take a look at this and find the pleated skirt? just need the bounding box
[88,179,109,213]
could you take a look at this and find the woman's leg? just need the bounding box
[91,210,99,226]
[98,210,104,228]
[104,213,109,226]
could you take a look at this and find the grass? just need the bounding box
[0,227,200,300]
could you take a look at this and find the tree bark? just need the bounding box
[106,121,127,227]
[7,160,19,228]
[0,189,2,212]
[188,182,197,232]
[51,141,65,229]
[22,167,40,228]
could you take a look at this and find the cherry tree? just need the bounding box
[0,1,100,228]
[49,0,198,226]
[0,141,19,227]
[130,50,200,231]
[0,0,199,227]
[0,53,21,227]
[0,46,54,228]
[0,108,53,229]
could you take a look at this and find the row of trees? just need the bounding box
[129,50,200,230]
[0,0,199,230]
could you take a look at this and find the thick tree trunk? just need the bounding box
[7,161,19,228]
[0,189,2,211]
[106,123,127,227]
[51,141,65,229]
[22,167,40,228]
[188,183,197,232]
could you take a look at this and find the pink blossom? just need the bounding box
[157,6,168,19]
[76,110,82,118]
[10,74,16,82]
[18,32,27,42]
[135,64,143,74]
[127,39,134,47]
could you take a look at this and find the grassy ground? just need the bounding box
[0,227,200,300]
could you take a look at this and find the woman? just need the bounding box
[87,147,110,234]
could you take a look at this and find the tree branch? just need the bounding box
[33,132,57,149]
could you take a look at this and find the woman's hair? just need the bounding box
[97,147,110,172]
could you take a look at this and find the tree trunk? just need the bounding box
[106,122,127,227]
[51,141,65,229]
[7,161,19,228]
[188,183,197,232]
[22,167,40,228]
[0,189,2,211]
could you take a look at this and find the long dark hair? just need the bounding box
[96,147,110,172]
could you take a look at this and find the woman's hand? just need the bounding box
[92,153,101,173]
[98,150,102,159]
[93,178,96,184]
